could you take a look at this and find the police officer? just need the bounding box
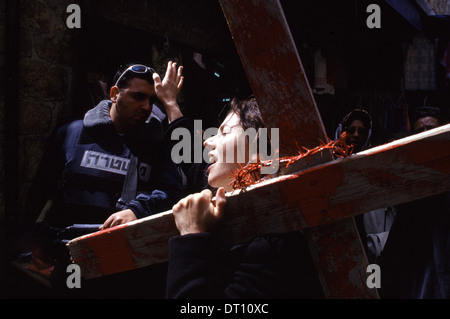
[21,62,184,285]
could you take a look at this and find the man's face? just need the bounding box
[413,116,440,134]
[204,112,249,192]
[345,119,368,153]
[110,77,157,133]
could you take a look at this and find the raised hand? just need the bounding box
[153,61,184,122]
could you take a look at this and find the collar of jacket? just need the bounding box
[83,100,114,130]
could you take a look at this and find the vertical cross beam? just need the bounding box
[219,0,378,298]
[220,0,328,158]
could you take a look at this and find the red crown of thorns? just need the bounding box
[230,131,354,190]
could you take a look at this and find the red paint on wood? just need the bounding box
[279,163,345,227]
[307,219,377,298]
[71,224,135,277]
[405,140,450,175]
[219,0,328,156]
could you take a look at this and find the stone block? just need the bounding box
[18,59,68,100]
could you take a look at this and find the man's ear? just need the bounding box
[110,86,120,103]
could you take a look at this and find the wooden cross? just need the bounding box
[67,0,450,298]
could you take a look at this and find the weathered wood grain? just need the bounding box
[68,124,450,280]
[218,0,373,298]
[68,1,447,299]
[219,0,329,159]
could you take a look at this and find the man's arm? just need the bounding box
[100,151,185,229]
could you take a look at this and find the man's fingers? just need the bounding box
[200,189,213,203]
[214,187,227,218]
[165,61,172,78]
[165,61,177,80]
[100,216,113,230]
[172,194,190,212]
[177,76,184,92]
[177,66,183,81]
[153,72,161,85]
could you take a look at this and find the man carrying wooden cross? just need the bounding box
[165,96,324,298]
[67,0,450,299]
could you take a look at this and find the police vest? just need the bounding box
[54,121,155,225]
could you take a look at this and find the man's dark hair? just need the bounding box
[112,63,155,89]
[229,96,266,132]
[228,96,272,161]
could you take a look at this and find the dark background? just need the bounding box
[1,0,449,298]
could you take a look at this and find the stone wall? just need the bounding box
[15,0,80,226]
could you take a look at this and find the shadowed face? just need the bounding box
[345,119,368,153]
[109,77,157,133]
[413,116,440,134]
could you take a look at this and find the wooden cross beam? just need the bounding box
[68,125,450,278]
[67,0,450,298]
[218,0,370,298]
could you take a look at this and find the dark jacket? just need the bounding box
[164,117,323,298]
[379,192,450,299]
[166,231,324,299]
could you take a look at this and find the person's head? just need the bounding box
[204,97,266,191]
[109,64,158,133]
[338,109,372,153]
[411,106,441,134]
